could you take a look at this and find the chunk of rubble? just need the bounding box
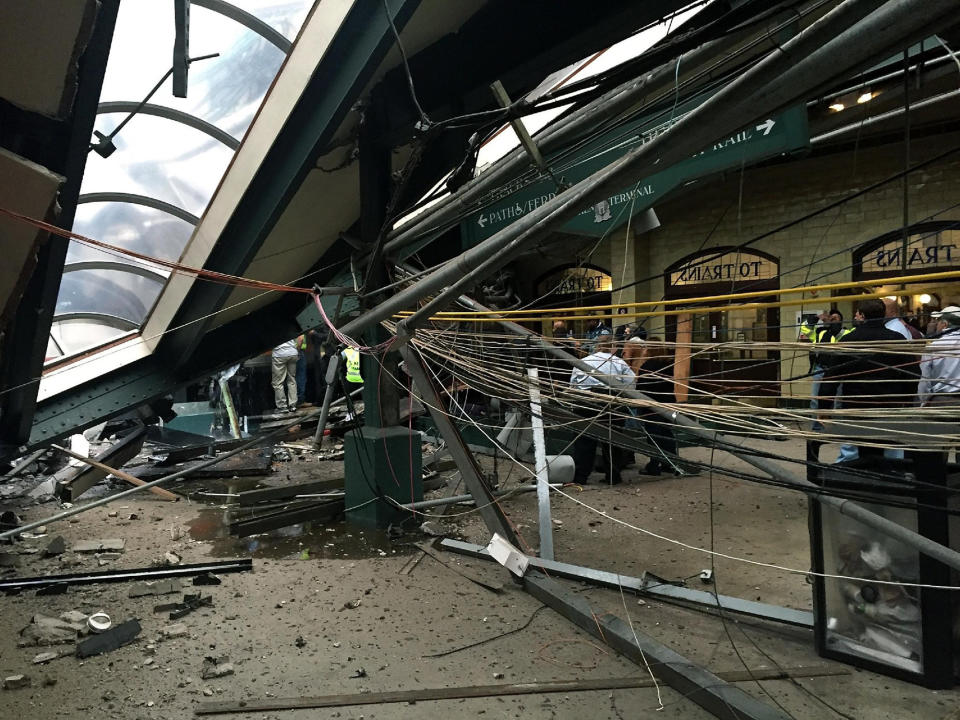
[3,674,31,690]
[32,651,59,664]
[419,521,449,537]
[71,539,125,554]
[59,610,88,627]
[44,536,67,556]
[201,656,234,680]
[160,622,189,640]
[18,614,82,647]
[128,578,181,598]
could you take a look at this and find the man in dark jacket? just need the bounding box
[818,298,919,461]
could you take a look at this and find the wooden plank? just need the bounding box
[673,312,692,403]
[236,479,343,506]
[195,665,848,715]
[52,440,177,502]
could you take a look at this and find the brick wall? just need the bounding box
[603,130,960,403]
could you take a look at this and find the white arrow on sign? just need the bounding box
[756,118,775,136]
[477,214,487,228]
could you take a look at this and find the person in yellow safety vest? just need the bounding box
[342,347,363,384]
[799,310,850,429]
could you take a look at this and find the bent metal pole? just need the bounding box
[340,0,945,344]
[380,0,864,258]
[450,291,960,578]
[0,410,322,542]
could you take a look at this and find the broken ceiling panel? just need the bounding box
[0,147,64,355]
[0,0,98,118]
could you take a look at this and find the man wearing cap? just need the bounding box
[919,305,960,409]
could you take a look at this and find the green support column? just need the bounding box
[344,328,423,527]
[344,92,422,527]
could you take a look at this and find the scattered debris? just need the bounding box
[72,539,125,554]
[60,610,88,626]
[163,551,182,566]
[0,510,21,532]
[295,635,306,649]
[0,552,20,568]
[485,533,529,578]
[417,542,504,593]
[493,672,504,680]
[128,578,182,597]
[160,622,189,640]
[192,573,221,586]
[44,536,67,556]
[18,614,83,647]
[419,520,450,537]
[32,651,59,664]
[87,612,113,633]
[349,668,367,679]
[3,674,31,690]
[0,558,252,594]
[155,593,213,620]
[76,619,141,658]
[271,447,293,462]
[340,599,361,611]
[201,656,235,680]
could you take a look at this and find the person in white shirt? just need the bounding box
[569,335,636,484]
[883,297,913,340]
[271,337,301,413]
[919,305,960,408]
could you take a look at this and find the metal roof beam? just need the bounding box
[77,192,200,225]
[97,101,239,149]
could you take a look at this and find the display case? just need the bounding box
[808,450,958,688]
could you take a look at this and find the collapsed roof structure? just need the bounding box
[3,0,960,715]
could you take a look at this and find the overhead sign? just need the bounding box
[536,266,612,296]
[461,91,809,247]
[855,228,960,277]
[667,249,778,287]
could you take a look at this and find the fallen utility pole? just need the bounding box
[0,410,320,541]
[195,665,847,715]
[450,291,960,576]
[0,559,252,593]
[340,0,940,346]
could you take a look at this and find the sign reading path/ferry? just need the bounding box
[461,93,808,247]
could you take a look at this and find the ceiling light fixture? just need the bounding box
[828,102,845,112]
[857,91,874,104]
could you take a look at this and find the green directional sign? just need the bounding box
[461,92,809,247]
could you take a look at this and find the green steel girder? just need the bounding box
[158,0,422,364]
[23,286,308,455]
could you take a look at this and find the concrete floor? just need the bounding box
[1,437,958,719]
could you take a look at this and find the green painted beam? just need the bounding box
[159,0,422,364]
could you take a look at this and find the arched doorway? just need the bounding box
[663,247,781,402]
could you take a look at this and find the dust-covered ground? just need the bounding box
[1,436,958,719]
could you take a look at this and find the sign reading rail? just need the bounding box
[461,92,808,246]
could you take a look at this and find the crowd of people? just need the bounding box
[549,297,960,485]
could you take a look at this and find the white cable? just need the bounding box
[552,485,960,591]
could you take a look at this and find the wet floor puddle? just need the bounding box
[186,507,416,560]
